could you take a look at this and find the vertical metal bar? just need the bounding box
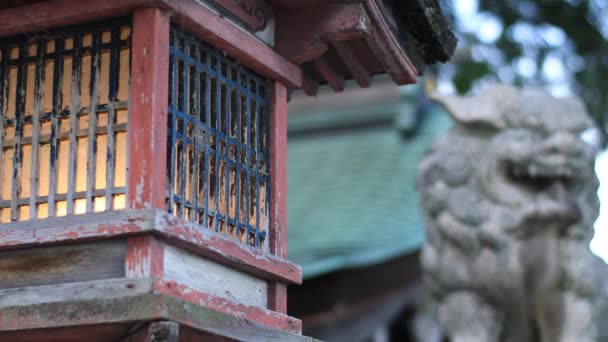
[214,54,221,232]
[106,28,120,210]
[10,42,27,221]
[179,39,188,218]
[234,69,241,237]
[203,47,211,229]
[29,39,45,219]
[190,43,200,222]
[166,31,173,212]
[67,33,82,215]
[263,89,270,249]
[48,38,64,216]
[254,91,261,247]
[85,31,101,213]
[168,28,178,214]
[224,77,230,232]
[244,73,251,242]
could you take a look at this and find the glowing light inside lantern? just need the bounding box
[0,22,131,223]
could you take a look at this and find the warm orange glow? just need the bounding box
[0,24,131,223]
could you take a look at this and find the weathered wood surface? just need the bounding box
[125,235,164,278]
[128,8,170,210]
[0,209,300,284]
[0,241,125,290]
[212,0,272,32]
[163,244,268,308]
[155,211,301,284]
[0,277,153,307]
[165,0,302,87]
[154,278,301,334]
[269,82,288,260]
[0,0,301,88]
[268,81,289,314]
[0,282,312,341]
[0,209,154,248]
[275,3,372,64]
[160,295,309,341]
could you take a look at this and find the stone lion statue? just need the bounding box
[417,84,608,342]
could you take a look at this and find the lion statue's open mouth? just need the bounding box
[417,84,608,342]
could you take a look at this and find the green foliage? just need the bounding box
[443,0,608,141]
[453,60,492,94]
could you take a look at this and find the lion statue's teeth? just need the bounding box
[418,84,608,342]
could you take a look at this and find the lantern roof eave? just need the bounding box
[271,0,457,95]
[0,0,456,94]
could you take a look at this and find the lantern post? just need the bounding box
[0,1,454,341]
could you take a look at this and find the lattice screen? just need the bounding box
[0,19,131,222]
[168,25,270,248]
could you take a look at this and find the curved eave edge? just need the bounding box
[389,0,457,64]
[299,235,424,280]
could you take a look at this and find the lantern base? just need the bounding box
[0,277,314,341]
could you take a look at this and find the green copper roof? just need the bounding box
[287,103,451,279]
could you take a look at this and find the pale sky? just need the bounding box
[591,151,608,262]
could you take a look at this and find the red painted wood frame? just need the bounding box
[128,8,170,210]
[0,0,300,314]
[0,0,302,89]
[268,81,289,313]
[124,6,293,313]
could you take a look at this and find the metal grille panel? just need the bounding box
[168,25,269,249]
[0,19,131,222]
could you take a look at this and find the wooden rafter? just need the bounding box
[332,41,371,88]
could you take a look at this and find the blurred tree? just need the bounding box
[439,0,608,142]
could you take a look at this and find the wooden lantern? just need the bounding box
[0,1,454,341]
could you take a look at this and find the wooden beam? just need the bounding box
[332,41,371,88]
[165,0,302,88]
[0,241,125,290]
[362,0,420,84]
[162,244,268,308]
[313,57,345,92]
[0,209,154,249]
[0,277,153,308]
[213,0,272,32]
[301,77,320,97]
[0,0,302,88]
[268,282,288,314]
[275,3,369,64]
[154,211,302,285]
[154,279,301,334]
[122,321,180,342]
[268,81,288,314]
[0,209,302,285]
[0,0,150,38]
[125,235,164,278]
[0,290,310,341]
[269,82,288,260]
[275,3,371,64]
[128,8,170,210]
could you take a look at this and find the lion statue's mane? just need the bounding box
[417,84,608,342]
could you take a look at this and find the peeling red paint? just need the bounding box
[0,209,301,285]
[268,82,289,314]
[155,211,302,285]
[0,0,301,88]
[128,8,170,210]
[154,279,302,334]
[126,235,164,278]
